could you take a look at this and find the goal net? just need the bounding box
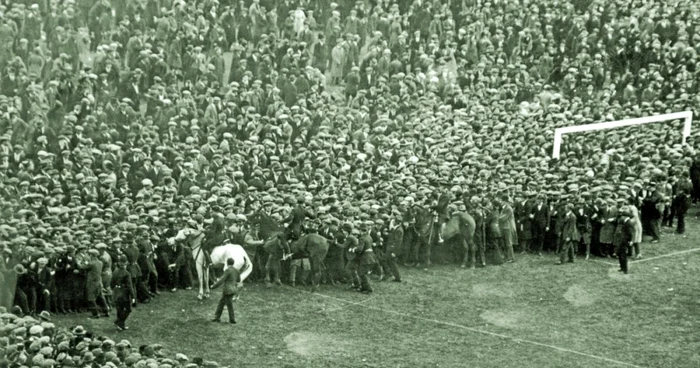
[552,111,694,159]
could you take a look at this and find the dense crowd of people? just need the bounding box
[2,0,700,365]
[0,311,222,368]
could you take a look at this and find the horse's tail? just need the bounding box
[241,256,251,273]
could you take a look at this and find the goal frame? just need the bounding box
[552,111,694,158]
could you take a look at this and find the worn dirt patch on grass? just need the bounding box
[472,283,515,298]
[563,285,597,307]
[284,331,350,357]
[480,310,526,328]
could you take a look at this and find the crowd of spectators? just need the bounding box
[0,312,222,368]
[2,0,700,365]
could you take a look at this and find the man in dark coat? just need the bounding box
[557,204,579,265]
[689,154,700,203]
[343,223,361,290]
[137,227,159,296]
[54,245,78,313]
[614,207,636,274]
[382,215,403,282]
[360,66,376,90]
[313,34,328,71]
[471,199,488,267]
[672,186,690,236]
[123,237,151,303]
[354,222,377,293]
[319,222,345,284]
[35,257,53,313]
[529,195,550,256]
[210,258,240,324]
[590,198,605,257]
[281,74,298,107]
[112,255,135,331]
[281,196,315,253]
[344,66,360,104]
[575,197,593,259]
[515,193,533,253]
[641,183,662,243]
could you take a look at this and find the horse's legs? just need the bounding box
[195,262,204,300]
[413,232,421,266]
[273,258,282,284]
[423,232,433,269]
[265,254,282,287]
[204,266,210,299]
[264,255,272,286]
[460,237,469,268]
[478,234,487,267]
[310,257,320,292]
[470,236,477,268]
[465,235,476,268]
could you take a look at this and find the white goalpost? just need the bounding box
[552,111,694,159]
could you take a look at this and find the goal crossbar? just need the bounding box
[552,111,693,158]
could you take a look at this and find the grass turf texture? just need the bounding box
[58,223,700,368]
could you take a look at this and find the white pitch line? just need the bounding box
[630,247,700,264]
[286,286,644,368]
[588,258,617,267]
[325,294,377,313]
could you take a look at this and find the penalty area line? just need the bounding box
[286,286,644,368]
[630,247,700,264]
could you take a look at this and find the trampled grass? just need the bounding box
[57,220,700,368]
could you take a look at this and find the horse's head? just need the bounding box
[248,208,262,224]
[175,228,203,248]
[412,205,433,235]
[174,229,191,242]
[254,210,281,240]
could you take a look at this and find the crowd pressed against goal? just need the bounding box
[2,0,700,366]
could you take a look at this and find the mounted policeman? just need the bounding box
[278,195,316,259]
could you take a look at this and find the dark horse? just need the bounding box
[411,205,478,268]
[249,209,329,291]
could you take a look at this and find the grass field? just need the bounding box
[57,220,700,368]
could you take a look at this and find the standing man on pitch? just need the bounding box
[210,258,239,324]
[343,222,361,291]
[575,196,593,260]
[516,192,534,254]
[530,194,550,256]
[498,195,517,263]
[80,249,110,319]
[614,207,635,274]
[111,255,135,331]
[382,211,403,282]
[557,204,579,265]
[354,221,377,293]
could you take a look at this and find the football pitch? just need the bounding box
[59,222,700,368]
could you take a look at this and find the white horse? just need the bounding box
[175,229,253,300]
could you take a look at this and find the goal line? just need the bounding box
[552,111,694,159]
